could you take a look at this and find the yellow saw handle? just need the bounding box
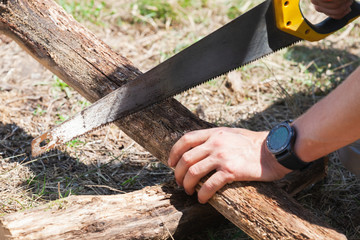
[273,0,360,41]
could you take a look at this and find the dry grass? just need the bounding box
[0,0,359,239]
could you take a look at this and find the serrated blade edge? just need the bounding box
[31,0,301,156]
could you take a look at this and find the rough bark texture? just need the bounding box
[0,160,327,240]
[0,186,223,240]
[0,0,346,239]
[276,156,329,196]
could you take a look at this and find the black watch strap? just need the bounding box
[268,121,311,171]
[276,150,310,170]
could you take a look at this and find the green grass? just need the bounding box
[132,0,177,23]
[284,45,360,94]
[121,175,139,186]
[55,0,259,28]
[57,0,112,25]
[55,114,69,124]
[178,0,208,8]
[52,75,72,98]
[78,100,91,109]
[27,175,48,198]
[48,198,67,210]
[33,104,47,116]
[226,0,261,19]
[26,172,79,201]
[66,139,85,148]
[131,0,211,25]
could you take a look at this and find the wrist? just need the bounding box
[261,138,292,178]
[292,120,321,163]
[266,121,311,171]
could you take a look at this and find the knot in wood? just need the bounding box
[83,222,106,233]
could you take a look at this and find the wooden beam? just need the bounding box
[0,0,346,239]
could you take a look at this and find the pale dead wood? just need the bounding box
[0,0,346,239]
[0,186,221,240]
[0,160,327,240]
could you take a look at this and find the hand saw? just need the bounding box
[31,0,360,156]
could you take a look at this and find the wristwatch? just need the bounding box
[266,120,310,170]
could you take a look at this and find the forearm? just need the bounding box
[293,66,360,162]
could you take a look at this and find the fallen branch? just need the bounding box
[0,0,345,239]
[0,186,223,240]
[0,158,327,239]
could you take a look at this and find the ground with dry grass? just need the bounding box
[0,0,359,239]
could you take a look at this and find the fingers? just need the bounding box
[311,0,352,9]
[173,145,210,187]
[168,129,214,167]
[197,171,230,204]
[182,156,217,195]
[311,0,353,19]
[167,128,233,203]
[314,5,351,19]
[167,127,283,204]
[167,127,273,204]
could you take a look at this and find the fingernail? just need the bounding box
[185,190,194,196]
[198,198,207,204]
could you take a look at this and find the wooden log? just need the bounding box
[0,0,346,239]
[0,160,327,240]
[0,185,223,240]
[276,157,329,196]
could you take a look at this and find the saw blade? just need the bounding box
[31,0,300,156]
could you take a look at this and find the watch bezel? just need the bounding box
[266,120,311,170]
[266,121,294,155]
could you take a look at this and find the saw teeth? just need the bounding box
[148,40,301,106]
[31,37,300,157]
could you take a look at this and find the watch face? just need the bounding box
[267,125,290,153]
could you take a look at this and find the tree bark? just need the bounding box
[0,186,223,240]
[0,159,327,240]
[0,0,346,239]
